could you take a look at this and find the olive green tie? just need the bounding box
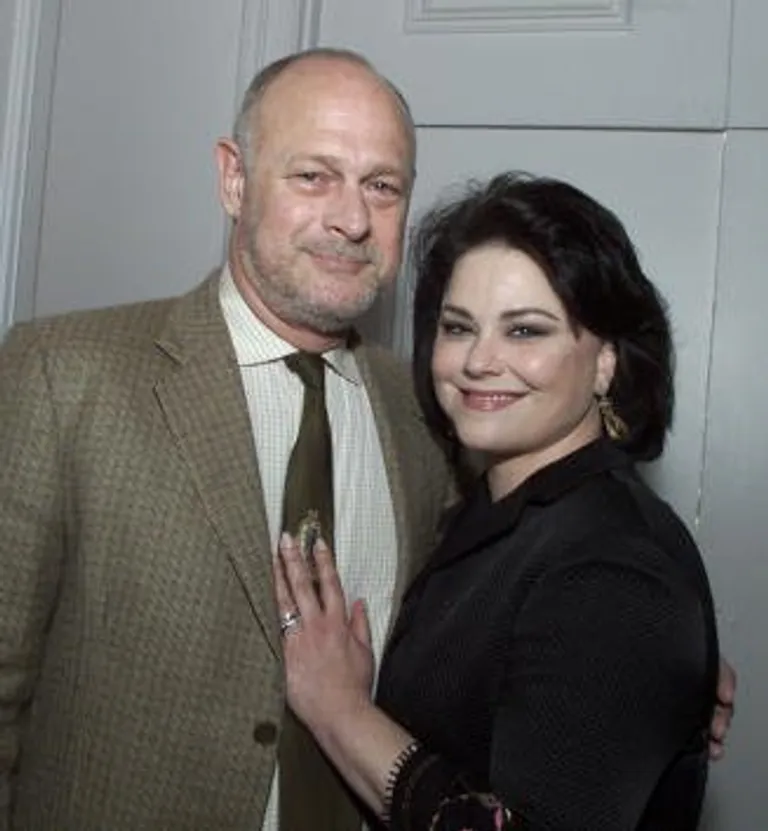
[279,351,360,831]
[281,351,334,572]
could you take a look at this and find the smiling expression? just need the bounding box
[431,243,616,497]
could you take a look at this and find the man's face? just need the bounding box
[220,58,414,335]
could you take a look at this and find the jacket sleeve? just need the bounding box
[0,325,66,827]
[387,540,710,831]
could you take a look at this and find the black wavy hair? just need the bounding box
[411,172,674,461]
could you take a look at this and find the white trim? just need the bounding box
[405,0,631,34]
[299,0,323,48]
[234,0,308,89]
[0,0,42,333]
[219,0,307,263]
[0,0,61,333]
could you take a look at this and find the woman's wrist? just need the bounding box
[303,689,375,748]
[382,738,422,825]
[306,701,417,818]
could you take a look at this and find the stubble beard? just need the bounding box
[244,241,385,335]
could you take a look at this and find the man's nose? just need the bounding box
[324,186,371,242]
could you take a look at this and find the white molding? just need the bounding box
[298,0,324,48]
[0,0,43,333]
[220,0,307,262]
[405,0,632,33]
[0,0,61,331]
[231,0,327,89]
[234,0,312,90]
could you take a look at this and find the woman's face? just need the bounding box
[431,243,615,490]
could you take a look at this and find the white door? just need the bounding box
[310,2,764,825]
[314,0,731,127]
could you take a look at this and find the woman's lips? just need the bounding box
[461,390,525,411]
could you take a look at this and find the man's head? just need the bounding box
[216,49,416,348]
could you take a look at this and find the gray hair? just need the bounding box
[232,48,416,176]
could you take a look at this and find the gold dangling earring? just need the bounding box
[597,394,629,441]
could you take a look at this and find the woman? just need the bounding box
[274,173,719,830]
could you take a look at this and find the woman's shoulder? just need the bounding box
[526,466,706,584]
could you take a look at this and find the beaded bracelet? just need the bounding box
[381,739,422,827]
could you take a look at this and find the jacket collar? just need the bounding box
[422,438,633,577]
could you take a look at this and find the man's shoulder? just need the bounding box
[2,275,217,366]
[10,294,177,350]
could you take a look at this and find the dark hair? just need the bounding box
[411,172,674,462]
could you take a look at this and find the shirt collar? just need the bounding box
[218,265,361,384]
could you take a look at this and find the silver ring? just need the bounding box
[279,609,302,636]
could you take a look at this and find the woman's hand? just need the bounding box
[274,534,420,817]
[274,534,375,735]
[709,657,737,760]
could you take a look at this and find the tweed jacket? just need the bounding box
[0,274,454,830]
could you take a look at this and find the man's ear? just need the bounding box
[215,138,245,219]
[594,341,617,396]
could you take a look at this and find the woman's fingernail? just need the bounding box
[315,536,329,552]
[280,532,293,550]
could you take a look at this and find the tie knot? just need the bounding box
[285,351,326,390]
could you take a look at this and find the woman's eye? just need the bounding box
[439,321,470,336]
[508,325,544,339]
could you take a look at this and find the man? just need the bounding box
[0,48,734,829]
[0,49,452,829]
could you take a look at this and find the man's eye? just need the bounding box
[368,180,403,199]
[293,171,329,185]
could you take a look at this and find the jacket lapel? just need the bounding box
[153,274,281,657]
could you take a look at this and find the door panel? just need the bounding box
[697,131,768,829]
[312,0,731,127]
[728,0,768,126]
